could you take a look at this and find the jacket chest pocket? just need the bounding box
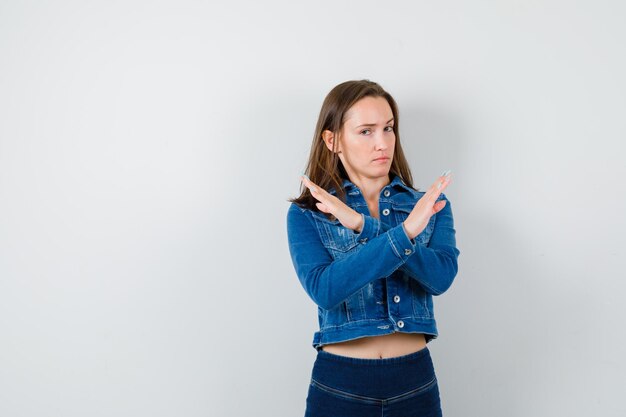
[312,214,360,258]
[393,205,436,245]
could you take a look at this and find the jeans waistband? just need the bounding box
[316,345,430,366]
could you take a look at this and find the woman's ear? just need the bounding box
[322,130,341,153]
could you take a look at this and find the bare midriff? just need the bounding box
[321,332,427,359]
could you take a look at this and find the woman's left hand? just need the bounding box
[301,175,364,232]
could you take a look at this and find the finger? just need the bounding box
[436,173,451,193]
[300,175,313,188]
[433,199,447,213]
[315,202,330,213]
[301,175,336,204]
[435,172,452,190]
[302,177,330,206]
[422,178,451,210]
[424,174,451,202]
[301,175,324,192]
[432,175,452,201]
[301,175,319,194]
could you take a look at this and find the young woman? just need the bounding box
[286,79,460,417]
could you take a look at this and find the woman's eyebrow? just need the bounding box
[355,118,394,128]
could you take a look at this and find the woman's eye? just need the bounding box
[360,126,393,135]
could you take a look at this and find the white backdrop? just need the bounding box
[1,1,624,416]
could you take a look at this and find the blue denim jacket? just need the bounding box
[286,173,460,351]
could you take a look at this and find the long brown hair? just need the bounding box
[288,79,415,211]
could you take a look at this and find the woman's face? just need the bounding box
[324,95,396,182]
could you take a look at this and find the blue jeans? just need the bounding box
[304,346,443,417]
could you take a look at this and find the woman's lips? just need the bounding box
[373,157,389,162]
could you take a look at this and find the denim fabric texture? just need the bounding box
[286,173,460,351]
[305,346,443,417]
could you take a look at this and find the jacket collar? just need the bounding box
[329,173,415,195]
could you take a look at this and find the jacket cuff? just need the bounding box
[352,213,380,242]
[387,222,417,260]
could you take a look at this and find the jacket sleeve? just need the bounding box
[286,203,420,310]
[355,193,460,295]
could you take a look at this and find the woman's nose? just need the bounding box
[375,133,388,150]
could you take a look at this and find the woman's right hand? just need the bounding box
[300,175,364,232]
[402,171,453,240]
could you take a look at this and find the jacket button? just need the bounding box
[383,190,391,197]
[359,238,367,243]
[404,249,412,255]
[393,295,400,303]
[397,320,404,328]
[382,208,390,216]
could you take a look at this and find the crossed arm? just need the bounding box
[352,194,460,295]
[286,194,460,310]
